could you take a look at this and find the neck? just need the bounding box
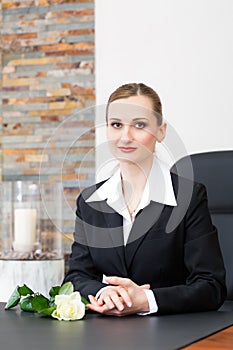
[119,156,153,216]
[119,156,153,186]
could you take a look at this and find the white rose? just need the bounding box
[52,292,85,321]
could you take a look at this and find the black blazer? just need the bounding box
[64,173,226,315]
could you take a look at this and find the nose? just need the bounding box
[121,125,133,142]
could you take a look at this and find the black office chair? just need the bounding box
[171,150,233,300]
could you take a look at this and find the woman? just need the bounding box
[64,83,226,316]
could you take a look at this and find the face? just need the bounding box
[107,95,166,166]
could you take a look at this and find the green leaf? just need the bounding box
[49,286,60,305]
[81,296,89,310]
[48,298,56,308]
[31,295,50,313]
[49,286,60,298]
[18,284,34,296]
[37,306,56,316]
[20,296,34,312]
[58,282,74,295]
[81,296,89,306]
[5,286,21,310]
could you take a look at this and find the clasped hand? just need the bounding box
[87,277,150,316]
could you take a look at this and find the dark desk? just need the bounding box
[183,324,233,349]
[1,302,233,350]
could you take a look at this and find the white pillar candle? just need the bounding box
[13,208,37,252]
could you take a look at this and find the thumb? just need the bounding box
[105,276,133,287]
[139,284,150,290]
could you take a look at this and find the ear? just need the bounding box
[156,122,167,142]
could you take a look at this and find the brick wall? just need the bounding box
[0,0,95,254]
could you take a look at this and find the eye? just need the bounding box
[135,121,146,129]
[110,122,122,129]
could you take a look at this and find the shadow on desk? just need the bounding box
[1,301,233,350]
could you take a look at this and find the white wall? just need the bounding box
[95,0,233,174]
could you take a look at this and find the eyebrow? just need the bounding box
[109,117,148,121]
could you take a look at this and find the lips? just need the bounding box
[118,147,137,153]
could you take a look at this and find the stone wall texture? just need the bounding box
[0,0,95,254]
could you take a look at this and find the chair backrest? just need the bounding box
[171,150,233,300]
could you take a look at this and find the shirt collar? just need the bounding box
[85,157,177,212]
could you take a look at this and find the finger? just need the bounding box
[100,289,130,310]
[86,303,109,313]
[104,309,125,316]
[105,276,133,288]
[104,304,134,317]
[88,295,99,306]
[110,293,125,311]
[102,295,115,310]
[139,284,150,290]
[97,298,104,306]
[116,287,132,308]
[97,293,106,306]
[87,295,113,313]
[98,291,115,309]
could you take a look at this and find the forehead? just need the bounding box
[108,95,154,120]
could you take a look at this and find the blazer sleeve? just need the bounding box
[153,183,227,315]
[63,195,108,299]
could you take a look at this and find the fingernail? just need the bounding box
[128,302,132,307]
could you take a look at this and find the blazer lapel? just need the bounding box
[98,201,127,275]
[125,201,164,269]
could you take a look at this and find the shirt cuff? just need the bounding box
[137,289,158,316]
